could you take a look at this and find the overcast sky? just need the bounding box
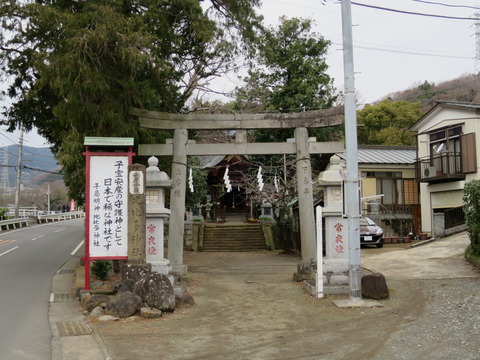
[1,0,478,148]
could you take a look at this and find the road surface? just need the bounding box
[0,218,84,360]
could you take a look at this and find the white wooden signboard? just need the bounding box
[88,156,129,257]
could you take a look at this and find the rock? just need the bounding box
[175,293,195,308]
[133,272,176,312]
[121,263,152,283]
[98,315,119,322]
[85,295,112,312]
[140,307,163,319]
[112,280,123,293]
[91,305,105,317]
[80,292,92,309]
[361,273,390,300]
[105,291,142,318]
[117,278,136,294]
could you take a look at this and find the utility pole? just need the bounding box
[341,0,362,302]
[46,184,51,213]
[14,124,24,218]
[1,148,9,205]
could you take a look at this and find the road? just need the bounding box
[0,218,84,360]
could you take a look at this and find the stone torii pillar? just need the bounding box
[168,129,188,275]
[295,127,316,262]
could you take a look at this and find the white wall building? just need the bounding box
[411,101,477,237]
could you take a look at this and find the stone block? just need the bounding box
[140,307,163,319]
[361,273,389,300]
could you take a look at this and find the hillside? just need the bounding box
[0,145,61,188]
[380,73,480,111]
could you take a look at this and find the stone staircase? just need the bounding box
[202,223,267,252]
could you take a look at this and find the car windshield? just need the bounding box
[360,217,376,226]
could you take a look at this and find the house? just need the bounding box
[335,145,420,237]
[410,101,475,237]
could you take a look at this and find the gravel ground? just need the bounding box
[371,277,480,360]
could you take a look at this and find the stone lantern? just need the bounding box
[145,156,172,276]
[316,154,349,294]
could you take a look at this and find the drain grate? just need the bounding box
[51,292,74,302]
[58,269,75,274]
[56,321,92,337]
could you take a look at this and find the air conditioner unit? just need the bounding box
[423,166,436,178]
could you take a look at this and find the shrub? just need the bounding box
[0,208,8,221]
[91,260,112,281]
[463,180,480,256]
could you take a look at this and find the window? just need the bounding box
[429,126,463,174]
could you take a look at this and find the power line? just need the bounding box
[351,2,480,21]
[339,42,474,60]
[409,0,480,11]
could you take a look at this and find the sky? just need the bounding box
[1,0,478,148]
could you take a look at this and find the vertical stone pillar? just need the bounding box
[168,129,188,275]
[294,127,316,262]
[128,164,146,263]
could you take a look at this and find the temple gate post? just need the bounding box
[168,129,188,275]
[294,127,316,262]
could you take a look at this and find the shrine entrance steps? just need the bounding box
[202,223,267,252]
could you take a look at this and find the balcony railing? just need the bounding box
[415,152,465,183]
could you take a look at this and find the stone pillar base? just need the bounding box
[172,264,188,276]
[323,258,350,295]
[150,259,173,275]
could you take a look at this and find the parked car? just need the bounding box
[360,217,384,248]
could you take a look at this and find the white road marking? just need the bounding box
[31,235,45,241]
[0,246,19,257]
[71,240,84,256]
[53,228,65,233]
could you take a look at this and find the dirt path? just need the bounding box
[93,234,480,360]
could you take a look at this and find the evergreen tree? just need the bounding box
[0,0,262,203]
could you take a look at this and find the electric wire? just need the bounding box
[351,2,480,21]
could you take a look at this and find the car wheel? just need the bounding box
[376,243,384,248]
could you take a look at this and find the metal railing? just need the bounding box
[415,153,464,181]
[0,217,29,231]
[362,201,412,237]
[37,211,85,223]
[444,206,465,229]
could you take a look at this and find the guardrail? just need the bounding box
[0,217,30,232]
[37,211,85,223]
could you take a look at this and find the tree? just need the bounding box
[0,0,263,203]
[235,16,337,114]
[356,99,424,146]
[233,16,342,162]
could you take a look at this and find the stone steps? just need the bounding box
[202,224,267,251]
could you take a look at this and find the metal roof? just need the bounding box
[336,146,416,165]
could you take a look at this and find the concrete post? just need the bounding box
[295,127,316,262]
[168,129,188,275]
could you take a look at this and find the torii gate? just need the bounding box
[133,108,344,274]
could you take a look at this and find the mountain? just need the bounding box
[0,145,61,188]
